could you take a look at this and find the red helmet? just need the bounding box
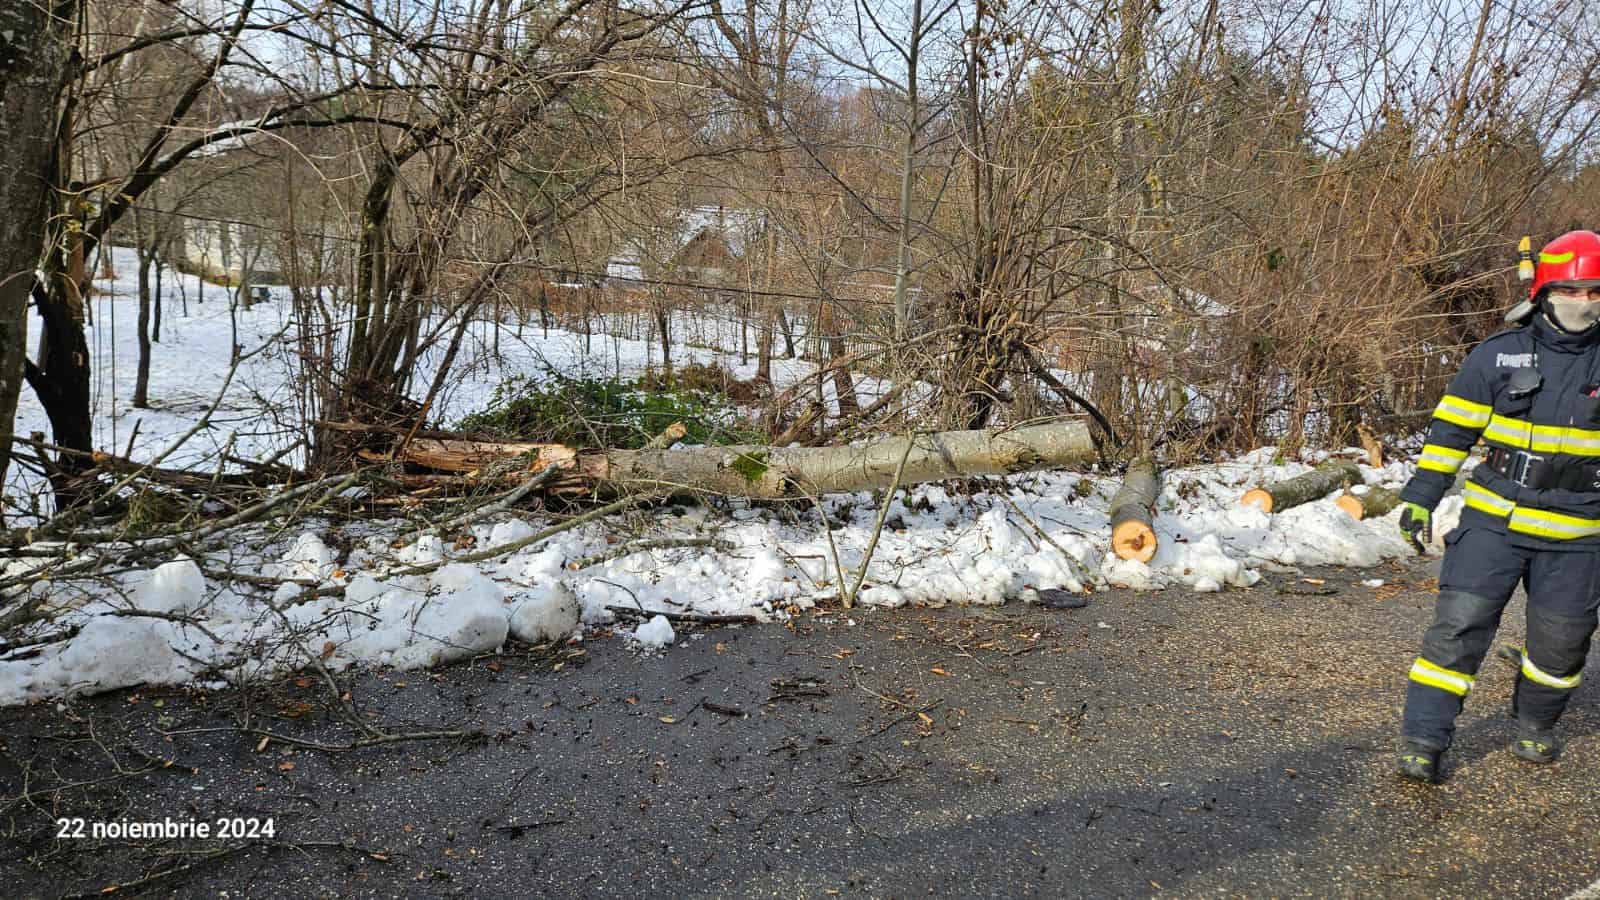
[1529,229,1600,298]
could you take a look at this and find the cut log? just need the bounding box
[397,421,1096,499]
[1109,457,1161,562]
[1240,459,1362,513]
[1335,485,1402,521]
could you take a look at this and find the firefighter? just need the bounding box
[1395,229,1600,783]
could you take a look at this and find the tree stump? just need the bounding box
[1335,484,1402,521]
[1109,457,1161,562]
[1240,459,1362,513]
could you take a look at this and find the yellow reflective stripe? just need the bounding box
[1484,415,1533,447]
[1560,427,1600,455]
[1464,481,1600,540]
[1481,414,1600,457]
[1418,444,1469,473]
[1526,423,1577,455]
[1410,670,1471,695]
[1508,506,1600,540]
[1463,481,1514,517]
[1521,653,1582,690]
[1410,657,1474,696]
[1541,250,1576,264]
[1414,657,1475,685]
[1532,423,1566,445]
[1434,394,1491,429]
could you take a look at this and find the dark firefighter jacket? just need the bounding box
[1400,310,1600,549]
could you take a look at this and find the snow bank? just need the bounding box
[630,615,676,649]
[0,448,1435,705]
[509,583,581,643]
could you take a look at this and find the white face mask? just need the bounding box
[1549,296,1600,332]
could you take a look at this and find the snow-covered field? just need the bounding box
[0,249,1453,706]
[11,252,830,484]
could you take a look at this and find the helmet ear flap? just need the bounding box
[1505,298,1537,324]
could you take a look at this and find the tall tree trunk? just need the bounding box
[755,305,774,384]
[655,300,672,376]
[739,296,749,365]
[152,251,162,343]
[583,293,592,354]
[0,1,72,505]
[890,0,925,346]
[27,278,94,497]
[778,307,796,358]
[1091,0,1149,438]
[29,169,96,505]
[133,243,153,409]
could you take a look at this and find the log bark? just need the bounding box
[1335,485,1401,521]
[1109,457,1160,562]
[1241,460,1362,513]
[396,421,1096,499]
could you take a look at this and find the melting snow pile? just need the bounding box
[0,448,1447,706]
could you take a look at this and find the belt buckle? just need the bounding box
[1510,451,1544,486]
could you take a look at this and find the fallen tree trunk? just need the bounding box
[389,421,1096,499]
[1335,485,1402,521]
[1109,458,1161,562]
[1240,460,1362,513]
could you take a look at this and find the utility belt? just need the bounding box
[1484,446,1600,492]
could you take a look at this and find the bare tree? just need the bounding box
[312,0,717,465]
[9,0,406,507]
[0,1,76,503]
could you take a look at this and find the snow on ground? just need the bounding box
[0,249,1449,706]
[10,249,846,499]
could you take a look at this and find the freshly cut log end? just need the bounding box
[1108,457,1162,562]
[1335,485,1401,521]
[1112,518,1157,562]
[1240,488,1273,512]
[1334,493,1363,519]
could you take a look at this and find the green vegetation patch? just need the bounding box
[457,369,764,449]
[729,450,770,485]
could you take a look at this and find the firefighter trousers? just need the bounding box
[1401,525,1600,751]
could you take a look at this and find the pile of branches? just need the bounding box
[0,440,369,635]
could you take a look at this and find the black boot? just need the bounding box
[1397,741,1444,783]
[1511,727,1560,764]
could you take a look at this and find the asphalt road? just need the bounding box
[2,556,1598,899]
